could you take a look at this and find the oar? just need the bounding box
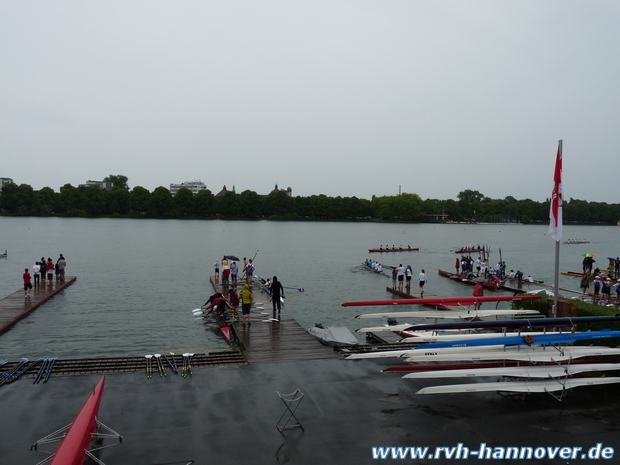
[0,358,28,386]
[164,353,178,374]
[186,353,194,377]
[154,354,166,377]
[43,358,56,383]
[282,286,305,292]
[33,358,49,384]
[145,355,153,379]
[181,353,188,378]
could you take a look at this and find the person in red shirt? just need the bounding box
[472,283,484,310]
[23,268,32,298]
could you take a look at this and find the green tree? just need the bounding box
[151,186,173,217]
[194,189,215,216]
[174,188,194,216]
[34,187,56,215]
[0,182,20,213]
[263,191,293,217]
[103,174,129,190]
[57,184,83,215]
[129,186,151,214]
[107,187,130,215]
[216,191,240,217]
[82,185,107,215]
[237,190,263,218]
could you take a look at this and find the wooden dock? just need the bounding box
[0,277,77,334]
[209,276,341,363]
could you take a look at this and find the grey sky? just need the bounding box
[1,1,618,202]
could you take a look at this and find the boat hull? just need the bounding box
[50,376,105,465]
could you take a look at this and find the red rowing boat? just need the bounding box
[50,376,105,465]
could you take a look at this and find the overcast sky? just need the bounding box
[1,1,618,202]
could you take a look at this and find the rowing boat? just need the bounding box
[368,247,419,253]
[416,377,620,395]
[385,315,620,332]
[438,269,499,290]
[403,363,620,379]
[413,329,620,350]
[454,247,485,254]
[562,271,619,283]
[50,376,105,465]
[355,309,540,320]
[361,262,389,277]
[342,295,541,307]
[403,346,620,363]
[381,359,610,373]
[212,308,232,344]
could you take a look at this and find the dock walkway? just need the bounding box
[0,277,77,335]
[209,276,341,363]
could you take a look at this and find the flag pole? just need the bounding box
[550,140,563,318]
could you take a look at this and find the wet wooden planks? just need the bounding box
[0,277,77,334]
[233,307,341,364]
[209,275,341,363]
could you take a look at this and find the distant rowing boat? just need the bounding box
[368,247,419,253]
[454,246,485,254]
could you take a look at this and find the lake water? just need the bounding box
[0,217,618,360]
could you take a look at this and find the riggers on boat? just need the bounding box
[31,376,122,465]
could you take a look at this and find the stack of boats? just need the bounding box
[341,295,620,400]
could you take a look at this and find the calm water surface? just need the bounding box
[0,217,618,359]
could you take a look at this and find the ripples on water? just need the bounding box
[0,217,617,359]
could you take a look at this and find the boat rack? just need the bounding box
[0,351,247,378]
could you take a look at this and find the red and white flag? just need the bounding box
[548,140,563,241]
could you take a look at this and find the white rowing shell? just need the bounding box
[416,377,620,394]
[399,331,575,343]
[404,346,620,363]
[355,310,540,319]
[345,345,507,360]
[403,363,620,379]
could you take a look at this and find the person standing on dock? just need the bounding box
[45,258,55,284]
[405,265,413,289]
[396,264,405,291]
[32,261,41,286]
[472,282,484,309]
[239,284,253,326]
[214,260,220,280]
[23,268,32,297]
[57,254,66,281]
[270,276,285,317]
[580,274,590,298]
[391,267,397,288]
[246,259,255,285]
[230,261,238,286]
[418,269,428,296]
[40,256,46,283]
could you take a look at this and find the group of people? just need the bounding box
[214,257,255,287]
[22,254,67,297]
[581,257,620,281]
[202,282,256,326]
[391,265,427,295]
[456,256,507,280]
[376,245,414,251]
[580,274,620,302]
[364,259,384,274]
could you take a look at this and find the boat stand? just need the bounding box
[276,389,305,435]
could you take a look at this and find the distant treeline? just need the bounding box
[1,180,619,224]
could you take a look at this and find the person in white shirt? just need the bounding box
[419,269,428,295]
[32,262,41,286]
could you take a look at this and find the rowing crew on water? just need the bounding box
[368,245,419,253]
